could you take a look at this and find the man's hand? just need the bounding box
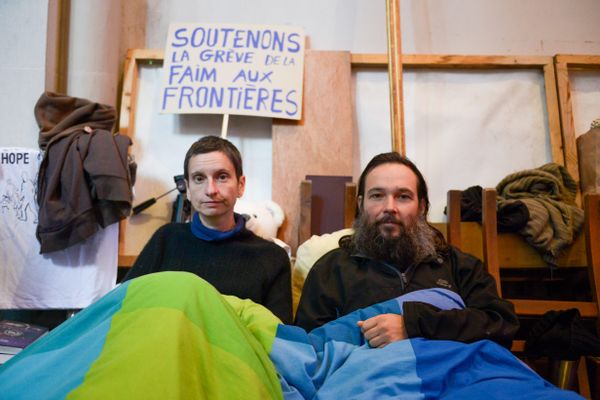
[357,313,408,348]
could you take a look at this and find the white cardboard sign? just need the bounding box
[160,23,305,120]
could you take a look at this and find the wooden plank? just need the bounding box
[554,59,581,198]
[344,183,357,229]
[45,0,70,93]
[543,62,566,168]
[554,55,600,204]
[482,188,501,296]
[511,340,525,353]
[118,49,141,259]
[385,0,405,154]
[131,50,555,69]
[510,299,597,318]
[118,49,139,139]
[433,221,483,259]
[446,190,463,249]
[118,255,137,268]
[130,48,165,61]
[498,231,587,268]
[404,54,552,68]
[350,53,387,67]
[350,53,553,68]
[433,220,586,268]
[577,357,592,399]
[298,180,312,247]
[555,54,600,68]
[585,194,600,334]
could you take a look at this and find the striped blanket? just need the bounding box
[0,272,582,399]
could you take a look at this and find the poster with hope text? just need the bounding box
[161,23,305,120]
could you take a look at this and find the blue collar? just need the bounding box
[190,212,245,241]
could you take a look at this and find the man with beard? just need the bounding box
[294,152,519,348]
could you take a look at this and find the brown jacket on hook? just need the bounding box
[35,92,134,253]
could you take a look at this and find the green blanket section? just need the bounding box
[68,272,283,399]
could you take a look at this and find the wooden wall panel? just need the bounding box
[272,50,354,253]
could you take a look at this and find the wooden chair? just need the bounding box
[447,189,600,397]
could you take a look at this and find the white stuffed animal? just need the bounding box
[234,199,285,241]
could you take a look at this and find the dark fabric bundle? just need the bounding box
[525,308,600,360]
[452,185,529,233]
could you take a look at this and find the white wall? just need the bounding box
[0,0,48,148]
[402,0,600,55]
[68,0,122,106]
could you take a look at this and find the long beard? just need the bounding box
[348,212,439,271]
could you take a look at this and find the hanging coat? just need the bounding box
[35,91,134,253]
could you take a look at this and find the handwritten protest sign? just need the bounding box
[160,23,305,120]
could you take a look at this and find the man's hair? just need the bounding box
[357,152,430,216]
[183,136,243,180]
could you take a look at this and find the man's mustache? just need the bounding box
[376,215,403,226]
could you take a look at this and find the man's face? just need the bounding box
[360,163,424,239]
[185,151,245,229]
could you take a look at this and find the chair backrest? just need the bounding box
[298,178,357,247]
[480,189,599,320]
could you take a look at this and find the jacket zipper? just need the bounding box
[380,261,408,291]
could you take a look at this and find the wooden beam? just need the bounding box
[577,358,592,399]
[129,50,554,69]
[350,53,553,68]
[511,340,526,353]
[555,54,600,68]
[446,190,463,249]
[117,49,141,258]
[344,183,357,229]
[45,0,70,93]
[298,180,313,247]
[543,62,565,167]
[555,60,580,195]
[350,53,388,67]
[482,188,501,296]
[385,0,405,154]
[585,194,600,334]
[129,48,165,61]
[118,255,137,268]
[554,55,600,201]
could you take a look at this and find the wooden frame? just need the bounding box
[117,50,567,266]
[45,0,70,93]
[554,54,600,189]
[352,53,565,168]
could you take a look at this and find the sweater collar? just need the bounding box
[190,212,245,241]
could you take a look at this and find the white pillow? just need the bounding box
[292,228,354,314]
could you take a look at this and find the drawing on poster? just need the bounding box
[1,152,39,225]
